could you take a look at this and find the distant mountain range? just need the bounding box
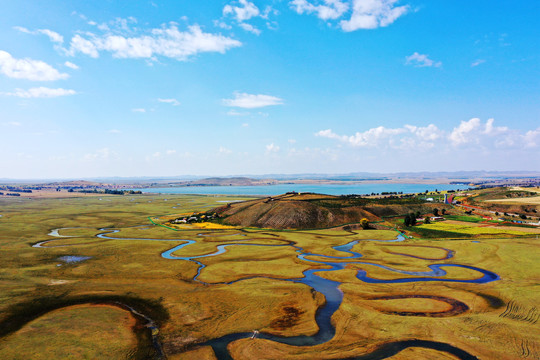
[1,171,539,185]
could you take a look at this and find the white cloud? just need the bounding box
[404,124,442,141]
[523,127,540,148]
[449,118,524,149]
[214,20,232,30]
[239,23,261,35]
[64,61,79,69]
[317,124,444,149]
[340,0,409,31]
[158,98,180,106]
[166,149,177,155]
[0,50,69,81]
[108,129,121,134]
[38,29,64,43]
[448,118,481,145]
[471,59,486,67]
[69,35,100,58]
[67,24,241,61]
[241,123,249,127]
[223,0,260,22]
[132,108,146,113]
[223,92,284,108]
[14,26,64,43]
[219,146,232,154]
[319,126,406,147]
[317,118,539,153]
[2,87,76,98]
[405,52,442,67]
[266,143,280,152]
[289,0,409,31]
[483,118,508,136]
[290,0,349,21]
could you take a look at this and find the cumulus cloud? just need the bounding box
[0,50,68,81]
[64,61,79,69]
[483,118,508,136]
[523,128,540,148]
[223,0,260,22]
[290,0,349,21]
[132,108,146,113]
[290,0,408,31]
[223,92,284,109]
[449,118,514,147]
[340,0,409,31]
[289,0,409,31]
[317,124,444,149]
[67,24,241,61]
[317,118,538,152]
[239,23,261,35]
[448,118,481,145]
[404,124,442,141]
[221,1,274,35]
[405,52,442,67]
[219,146,232,154]
[317,126,406,147]
[266,143,280,152]
[2,87,76,98]
[158,98,180,106]
[14,26,64,43]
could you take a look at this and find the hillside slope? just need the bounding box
[215,193,445,230]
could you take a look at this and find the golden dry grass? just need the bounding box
[0,194,539,359]
[485,195,540,205]
[0,304,138,359]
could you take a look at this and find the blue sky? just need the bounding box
[0,0,538,179]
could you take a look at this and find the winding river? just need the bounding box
[35,227,499,359]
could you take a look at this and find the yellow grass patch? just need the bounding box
[485,195,540,205]
[191,222,237,230]
[0,305,137,359]
[417,221,538,235]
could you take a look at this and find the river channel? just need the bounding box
[84,227,499,359]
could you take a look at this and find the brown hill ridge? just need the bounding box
[215,192,448,230]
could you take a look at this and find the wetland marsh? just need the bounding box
[0,193,538,359]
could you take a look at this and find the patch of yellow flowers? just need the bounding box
[191,222,237,230]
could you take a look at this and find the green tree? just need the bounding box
[433,208,439,216]
[410,213,418,226]
[360,218,369,229]
[404,214,411,227]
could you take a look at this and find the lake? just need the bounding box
[136,183,467,196]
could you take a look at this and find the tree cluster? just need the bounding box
[403,212,420,227]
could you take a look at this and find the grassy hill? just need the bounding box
[215,193,448,230]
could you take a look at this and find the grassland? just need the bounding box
[0,304,138,359]
[0,192,539,359]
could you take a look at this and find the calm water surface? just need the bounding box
[136,183,466,196]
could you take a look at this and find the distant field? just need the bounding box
[417,220,540,235]
[485,195,540,205]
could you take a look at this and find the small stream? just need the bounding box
[36,227,499,359]
[158,233,497,359]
